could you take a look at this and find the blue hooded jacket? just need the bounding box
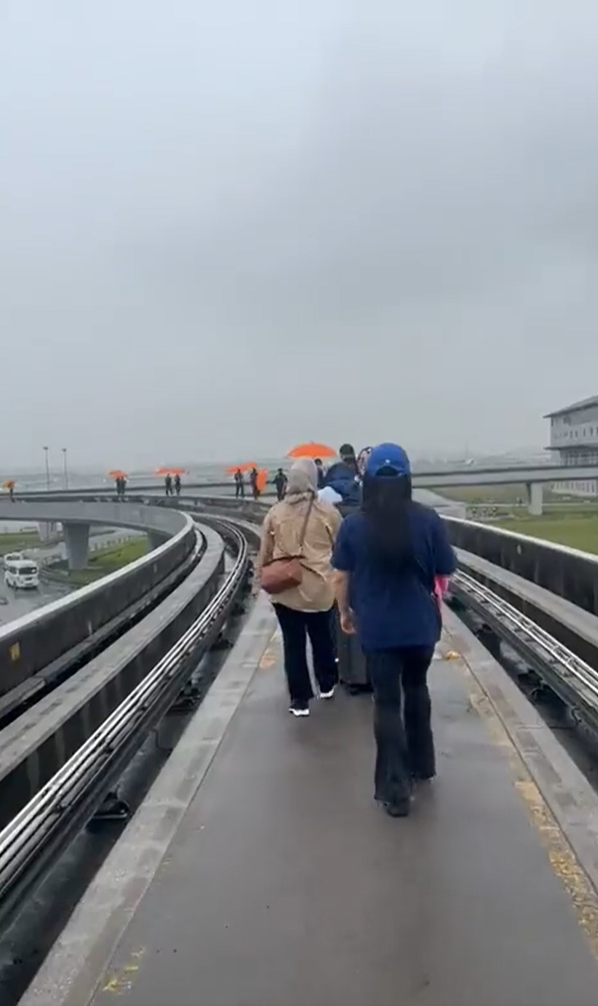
[324,460,361,506]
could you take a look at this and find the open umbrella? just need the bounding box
[287,442,336,460]
[2,480,15,490]
[108,469,128,480]
[156,466,186,476]
[225,461,257,475]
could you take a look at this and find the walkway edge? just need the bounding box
[18,596,278,1006]
[444,607,598,897]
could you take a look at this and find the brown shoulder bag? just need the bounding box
[260,498,314,596]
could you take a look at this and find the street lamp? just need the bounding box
[42,446,50,490]
[62,448,69,490]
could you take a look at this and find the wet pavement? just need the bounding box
[22,601,598,1006]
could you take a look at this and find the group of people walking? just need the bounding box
[164,473,181,496]
[255,441,456,819]
[234,467,262,500]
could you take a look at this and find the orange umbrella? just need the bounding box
[156,466,186,476]
[225,461,257,475]
[108,469,127,480]
[256,468,268,493]
[287,441,336,460]
[2,480,15,489]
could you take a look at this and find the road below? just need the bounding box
[0,530,140,628]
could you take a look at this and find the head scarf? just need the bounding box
[285,458,318,503]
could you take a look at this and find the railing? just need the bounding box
[0,501,197,709]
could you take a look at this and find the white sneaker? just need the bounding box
[289,705,310,717]
[319,688,335,700]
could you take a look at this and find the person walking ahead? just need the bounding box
[332,442,455,817]
[256,459,341,716]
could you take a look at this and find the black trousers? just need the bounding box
[366,647,435,805]
[274,604,338,707]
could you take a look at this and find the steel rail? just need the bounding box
[452,570,598,729]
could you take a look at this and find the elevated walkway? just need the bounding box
[20,603,598,1006]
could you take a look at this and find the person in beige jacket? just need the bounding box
[256,458,342,716]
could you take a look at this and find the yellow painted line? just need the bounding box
[101,949,144,995]
[258,629,281,671]
[445,636,598,962]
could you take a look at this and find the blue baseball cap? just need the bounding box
[366,442,411,478]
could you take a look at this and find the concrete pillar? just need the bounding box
[62,521,90,570]
[526,482,543,516]
[147,531,167,551]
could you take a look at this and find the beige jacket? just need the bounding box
[258,496,342,611]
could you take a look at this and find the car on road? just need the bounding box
[4,558,40,589]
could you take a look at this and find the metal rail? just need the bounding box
[452,571,598,732]
[0,519,251,926]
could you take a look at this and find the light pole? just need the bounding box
[62,448,69,489]
[43,446,50,490]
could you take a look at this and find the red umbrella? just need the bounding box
[225,461,257,475]
[256,468,268,493]
[287,442,336,460]
[156,466,186,476]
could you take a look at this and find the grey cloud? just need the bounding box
[2,0,598,466]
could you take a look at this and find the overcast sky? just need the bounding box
[2,0,598,468]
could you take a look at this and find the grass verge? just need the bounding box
[495,512,598,554]
[47,538,148,586]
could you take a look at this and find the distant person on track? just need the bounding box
[314,458,326,489]
[174,473,181,496]
[234,468,245,499]
[332,442,456,817]
[273,468,288,501]
[249,466,260,500]
[164,474,173,496]
[324,443,361,506]
[256,458,341,716]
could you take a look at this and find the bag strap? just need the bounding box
[297,496,315,556]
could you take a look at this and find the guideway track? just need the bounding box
[20,602,598,1006]
[0,516,257,934]
[451,571,598,738]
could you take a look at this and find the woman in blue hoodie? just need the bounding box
[331,443,456,818]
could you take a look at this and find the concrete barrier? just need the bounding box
[0,502,196,702]
[0,525,226,830]
[443,517,598,616]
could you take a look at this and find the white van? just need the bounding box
[4,558,40,590]
[3,552,24,565]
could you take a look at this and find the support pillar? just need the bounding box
[147,531,167,551]
[62,522,90,570]
[526,482,543,516]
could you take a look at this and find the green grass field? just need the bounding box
[50,538,148,586]
[495,511,598,554]
[0,530,40,554]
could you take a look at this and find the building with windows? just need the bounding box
[545,395,598,496]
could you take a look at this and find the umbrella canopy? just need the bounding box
[2,480,15,489]
[225,461,257,475]
[108,469,127,480]
[287,441,336,460]
[156,466,186,476]
[256,468,268,493]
